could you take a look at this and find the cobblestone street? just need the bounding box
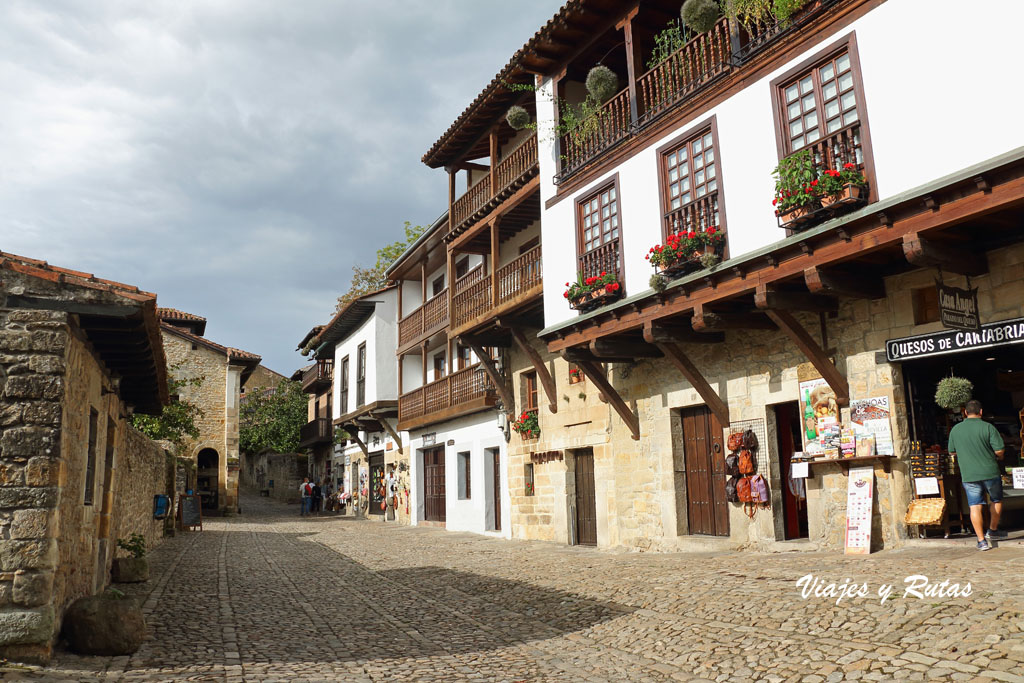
[5,493,1023,682]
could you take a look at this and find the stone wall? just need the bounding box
[0,309,173,663]
[512,242,1024,553]
[240,451,307,503]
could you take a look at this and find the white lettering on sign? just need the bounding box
[886,317,1024,362]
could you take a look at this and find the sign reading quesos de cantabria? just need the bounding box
[886,316,1024,362]
[935,279,980,331]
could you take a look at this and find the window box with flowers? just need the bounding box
[569,367,584,384]
[512,410,540,440]
[647,226,725,278]
[564,272,622,312]
[818,162,868,211]
[772,149,821,231]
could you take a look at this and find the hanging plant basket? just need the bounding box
[935,376,973,411]
[585,65,618,103]
[506,105,531,131]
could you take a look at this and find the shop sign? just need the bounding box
[844,467,874,555]
[1013,468,1024,490]
[423,433,436,446]
[914,477,940,495]
[936,280,980,331]
[885,316,1024,362]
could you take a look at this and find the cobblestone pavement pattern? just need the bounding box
[4,493,1023,682]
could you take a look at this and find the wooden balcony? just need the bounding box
[299,417,332,449]
[397,362,497,432]
[578,239,620,281]
[449,135,539,237]
[559,87,632,181]
[450,245,543,335]
[637,17,731,127]
[300,359,333,394]
[663,191,720,238]
[397,289,448,355]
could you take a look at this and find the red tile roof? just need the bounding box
[0,250,156,302]
[157,307,207,323]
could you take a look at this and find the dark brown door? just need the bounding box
[423,447,446,522]
[681,406,729,536]
[776,402,809,539]
[492,449,501,531]
[574,449,597,546]
[369,454,384,516]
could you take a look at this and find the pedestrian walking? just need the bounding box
[299,477,312,516]
[947,399,1006,551]
[312,481,323,516]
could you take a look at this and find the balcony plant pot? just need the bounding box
[569,372,583,385]
[655,253,702,279]
[570,285,621,312]
[821,183,866,209]
[777,202,820,230]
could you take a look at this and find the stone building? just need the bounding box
[157,308,261,514]
[419,0,1024,552]
[0,252,174,663]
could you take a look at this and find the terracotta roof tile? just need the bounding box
[161,322,261,365]
[156,307,207,323]
[0,251,156,298]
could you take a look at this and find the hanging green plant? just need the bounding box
[585,65,619,103]
[681,0,723,34]
[506,105,531,130]
[935,376,973,411]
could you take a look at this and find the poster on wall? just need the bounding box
[799,377,839,449]
[844,466,874,555]
[849,395,895,456]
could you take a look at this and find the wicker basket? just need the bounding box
[904,498,947,526]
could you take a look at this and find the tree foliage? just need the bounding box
[335,221,426,313]
[131,366,204,452]
[239,379,309,454]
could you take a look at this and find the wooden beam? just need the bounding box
[6,296,140,318]
[490,218,500,308]
[465,342,514,416]
[691,304,776,332]
[902,232,988,276]
[764,309,849,406]
[804,265,886,299]
[656,343,730,427]
[576,359,640,441]
[372,413,403,451]
[489,130,498,196]
[508,326,557,414]
[642,321,724,344]
[563,346,633,364]
[590,337,663,358]
[454,161,489,173]
[616,5,642,125]
[754,283,838,313]
[349,432,370,458]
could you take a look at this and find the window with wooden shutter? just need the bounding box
[576,178,622,282]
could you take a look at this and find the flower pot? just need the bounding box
[569,373,583,384]
[777,202,820,230]
[569,284,621,312]
[821,183,866,209]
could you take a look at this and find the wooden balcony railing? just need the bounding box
[578,239,620,281]
[663,191,720,239]
[805,123,863,176]
[451,175,492,229]
[637,17,731,125]
[299,417,332,448]
[300,358,334,393]
[494,134,538,194]
[733,0,840,64]
[398,363,495,427]
[559,87,632,179]
[497,245,542,306]
[398,289,448,350]
[454,264,485,294]
[452,274,492,330]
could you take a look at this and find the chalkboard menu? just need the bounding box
[179,494,203,531]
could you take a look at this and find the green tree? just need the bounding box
[239,379,309,454]
[131,366,204,452]
[335,221,426,313]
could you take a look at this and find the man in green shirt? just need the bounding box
[947,400,1006,551]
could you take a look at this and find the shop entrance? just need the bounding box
[422,447,446,522]
[196,448,219,511]
[680,406,729,537]
[901,345,1024,534]
[573,449,597,546]
[490,448,501,532]
[775,402,809,539]
[368,453,385,516]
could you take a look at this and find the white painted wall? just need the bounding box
[538,0,1024,329]
[407,412,510,538]
[332,290,398,415]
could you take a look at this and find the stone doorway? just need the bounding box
[677,406,729,537]
[197,448,219,510]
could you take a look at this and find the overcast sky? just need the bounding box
[0,0,562,375]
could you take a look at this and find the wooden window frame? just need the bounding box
[459,451,472,500]
[655,115,730,257]
[574,173,625,280]
[523,371,539,413]
[356,344,366,408]
[433,353,446,380]
[455,257,470,280]
[339,356,349,414]
[524,462,535,496]
[769,32,878,203]
[913,286,940,325]
[431,275,445,297]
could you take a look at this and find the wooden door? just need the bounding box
[369,454,384,516]
[681,406,729,536]
[423,447,446,522]
[574,449,597,546]
[492,449,501,531]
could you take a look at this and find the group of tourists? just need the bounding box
[298,477,350,516]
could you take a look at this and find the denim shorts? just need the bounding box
[963,477,1003,506]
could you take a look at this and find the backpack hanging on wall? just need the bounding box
[737,476,753,504]
[726,475,740,503]
[750,474,770,505]
[743,429,759,451]
[725,453,740,477]
[727,432,745,452]
[738,449,756,475]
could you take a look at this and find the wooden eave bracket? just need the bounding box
[575,359,640,441]
[508,326,558,414]
[654,341,730,427]
[371,412,402,451]
[902,232,988,277]
[465,341,515,417]
[349,432,370,458]
[692,303,776,331]
[754,282,838,313]
[804,265,886,300]
[764,309,849,406]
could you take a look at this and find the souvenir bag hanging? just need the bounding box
[750,474,770,505]
[737,476,753,503]
[727,431,745,452]
[738,449,756,475]
[726,476,741,503]
[725,453,740,477]
[742,429,759,451]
